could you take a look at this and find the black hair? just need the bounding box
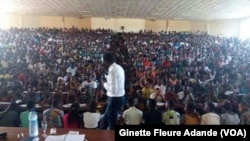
[52,99,60,108]
[168,99,175,109]
[67,102,80,125]
[147,99,156,109]
[240,100,249,108]
[27,100,35,111]
[127,98,135,106]
[223,101,231,111]
[103,53,115,64]
[187,102,195,111]
[207,102,215,112]
[89,100,97,112]
[8,102,19,111]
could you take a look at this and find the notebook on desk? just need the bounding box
[45,134,85,141]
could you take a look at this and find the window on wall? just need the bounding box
[240,18,250,40]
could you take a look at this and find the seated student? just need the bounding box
[0,102,20,127]
[83,100,101,129]
[95,86,108,115]
[80,86,94,105]
[95,86,107,103]
[43,99,64,128]
[20,100,36,127]
[238,100,250,125]
[63,102,82,129]
[162,99,180,125]
[180,102,200,125]
[220,100,240,125]
[122,98,143,125]
[200,102,220,125]
[142,99,162,125]
[150,86,166,103]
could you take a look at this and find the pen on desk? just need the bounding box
[62,134,67,141]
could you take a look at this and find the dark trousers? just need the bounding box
[100,96,125,130]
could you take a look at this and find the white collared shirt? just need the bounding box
[83,112,101,128]
[104,63,125,97]
[81,80,97,89]
[201,112,220,125]
[123,107,142,125]
[66,66,77,76]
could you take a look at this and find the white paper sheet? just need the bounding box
[45,134,85,141]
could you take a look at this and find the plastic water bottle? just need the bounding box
[29,110,39,137]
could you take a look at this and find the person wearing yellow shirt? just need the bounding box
[138,76,154,111]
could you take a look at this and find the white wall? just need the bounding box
[240,17,250,40]
[22,15,41,28]
[167,20,208,33]
[145,20,167,32]
[168,20,191,31]
[64,17,91,29]
[39,16,63,28]
[91,18,145,32]
[0,14,22,29]
[207,20,240,37]
[190,21,207,32]
[116,18,145,32]
[0,13,244,38]
[91,18,115,30]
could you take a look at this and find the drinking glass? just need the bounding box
[41,120,47,137]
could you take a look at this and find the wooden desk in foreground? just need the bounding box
[0,102,105,112]
[0,127,114,141]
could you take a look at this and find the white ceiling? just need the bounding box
[1,0,250,20]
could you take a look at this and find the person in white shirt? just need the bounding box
[66,62,77,77]
[150,86,166,103]
[80,75,97,93]
[123,98,142,125]
[83,100,101,129]
[201,102,220,125]
[154,79,166,96]
[100,53,125,130]
[220,101,240,125]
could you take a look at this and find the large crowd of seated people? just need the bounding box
[0,27,250,128]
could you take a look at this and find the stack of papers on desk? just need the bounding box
[80,103,86,107]
[0,102,10,105]
[19,104,41,108]
[62,103,72,108]
[45,134,85,141]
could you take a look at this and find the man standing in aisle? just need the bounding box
[100,53,125,130]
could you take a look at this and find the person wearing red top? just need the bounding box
[17,72,26,85]
[143,59,150,69]
[63,102,82,129]
[163,60,170,68]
